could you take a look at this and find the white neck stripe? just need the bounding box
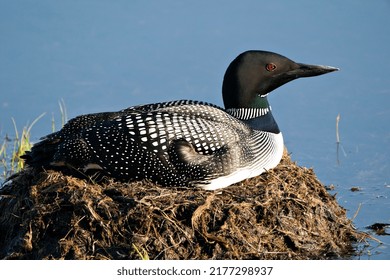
[226,107,271,120]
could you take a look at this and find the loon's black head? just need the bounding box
[222,50,339,109]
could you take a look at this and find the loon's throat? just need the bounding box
[226,107,280,134]
[225,107,270,119]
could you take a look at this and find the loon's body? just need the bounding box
[22,51,338,190]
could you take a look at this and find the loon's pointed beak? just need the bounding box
[291,63,339,78]
[267,62,339,94]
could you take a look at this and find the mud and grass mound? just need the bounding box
[0,153,364,259]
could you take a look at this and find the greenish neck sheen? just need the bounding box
[253,96,270,109]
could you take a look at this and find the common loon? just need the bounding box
[22,50,338,190]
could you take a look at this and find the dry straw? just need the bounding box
[0,151,365,260]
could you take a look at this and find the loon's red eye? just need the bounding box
[265,63,277,72]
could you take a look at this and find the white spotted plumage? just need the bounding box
[36,99,283,189]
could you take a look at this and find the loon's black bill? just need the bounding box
[294,63,339,78]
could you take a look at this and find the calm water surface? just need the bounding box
[1,0,389,259]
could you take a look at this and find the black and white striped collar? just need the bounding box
[225,107,271,120]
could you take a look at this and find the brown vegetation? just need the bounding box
[0,152,364,259]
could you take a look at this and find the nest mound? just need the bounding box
[0,153,363,260]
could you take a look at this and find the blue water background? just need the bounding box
[1,0,389,259]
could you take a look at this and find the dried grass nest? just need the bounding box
[0,152,364,260]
